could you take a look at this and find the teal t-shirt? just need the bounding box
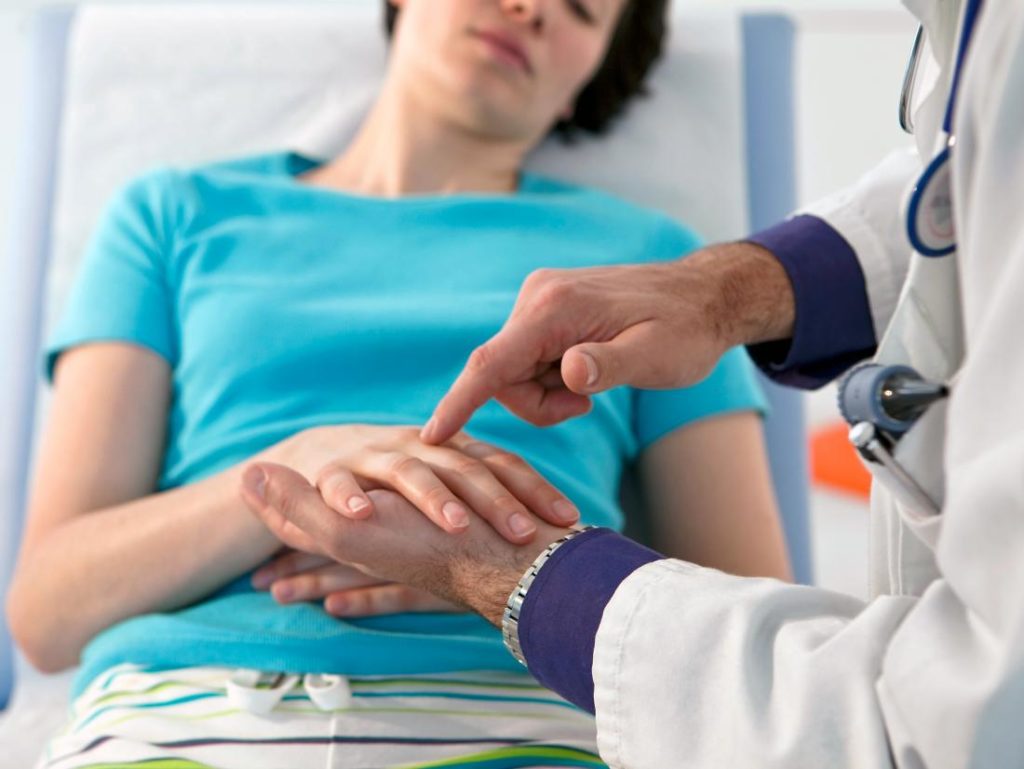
[48,152,765,696]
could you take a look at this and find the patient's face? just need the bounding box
[389,0,624,142]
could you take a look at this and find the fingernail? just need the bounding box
[347,496,370,514]
[581,353,599,388]
[508,512,536,538]
[327,596,347,614]
[242,465,267,501]
[552,500,579,524]
[274,584,293,602]
[251,570,272,589]
[442,501,470,529]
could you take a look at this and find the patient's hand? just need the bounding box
[251,549,461,617]
[241,462,571,626]
[268,424,578,545]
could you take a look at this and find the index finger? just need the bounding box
[421,324,544,445]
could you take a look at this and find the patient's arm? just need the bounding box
[5,343,284,672]
[637,412,792,580]
[6,343,577,671]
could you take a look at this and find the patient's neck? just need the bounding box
[303,86,529,197]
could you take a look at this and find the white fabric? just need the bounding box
[801,149,918,340]
[592,0,1024,766]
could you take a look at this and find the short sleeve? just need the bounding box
[45,171,179,380]
[633,347,768,452]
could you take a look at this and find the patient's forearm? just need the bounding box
[6,463,281,672]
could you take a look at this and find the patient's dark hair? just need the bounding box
[383,0,668,137]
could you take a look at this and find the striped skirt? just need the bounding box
[36,665,606,769]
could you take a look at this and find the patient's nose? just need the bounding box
[501,0,544,33]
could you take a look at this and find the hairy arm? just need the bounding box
[637,412,791,580]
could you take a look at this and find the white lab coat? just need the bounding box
[591,0,1024,766]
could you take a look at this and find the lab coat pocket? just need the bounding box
[890,398,949,548]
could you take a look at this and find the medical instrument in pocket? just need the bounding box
[839,363,949,516]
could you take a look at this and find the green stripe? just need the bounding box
[398,745,606,768]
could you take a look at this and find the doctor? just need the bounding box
[241,0,1024,765]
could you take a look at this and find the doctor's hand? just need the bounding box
[421,242,794,445]
[240,462,570,626]
[251,550,462,617]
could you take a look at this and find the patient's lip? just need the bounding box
[471,27,533,75]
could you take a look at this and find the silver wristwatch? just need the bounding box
[502,526,595,667]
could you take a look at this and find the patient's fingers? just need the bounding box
[269,563,380,604]
[324,584,462,617]
[316,464,373,519]
[355,452,472,535]
[447,439,580,528]
[427,450,538,543]
[252,550,331,589]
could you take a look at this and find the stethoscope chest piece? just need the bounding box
[907,141,956,257]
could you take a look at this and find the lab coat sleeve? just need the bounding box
[800,148,920,343]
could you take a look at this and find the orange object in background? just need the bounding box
[810,422,872,498]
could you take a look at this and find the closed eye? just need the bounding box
[566,0,596,25]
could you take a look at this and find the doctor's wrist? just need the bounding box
[697,241,796,348]
[450,525,571,627]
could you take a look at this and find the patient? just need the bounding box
[7,0,791,766]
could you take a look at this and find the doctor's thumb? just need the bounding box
[563,324,666,394]
[562,342,632,394]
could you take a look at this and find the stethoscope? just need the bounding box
[902,0,985,257]
[837,0,985,516]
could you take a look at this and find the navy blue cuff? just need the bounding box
[746,214,877,389]
[517,528,663,714]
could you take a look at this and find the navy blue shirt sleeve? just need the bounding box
[745,214,878,389]
[517,527,664,713]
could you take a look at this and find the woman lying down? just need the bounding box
[7,0,791,766]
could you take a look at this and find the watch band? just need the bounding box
[502,526,596,667]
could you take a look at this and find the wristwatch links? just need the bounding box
[501,526,595,666]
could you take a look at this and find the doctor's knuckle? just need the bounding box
[530,279,574,313]
[466,343,497,373]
